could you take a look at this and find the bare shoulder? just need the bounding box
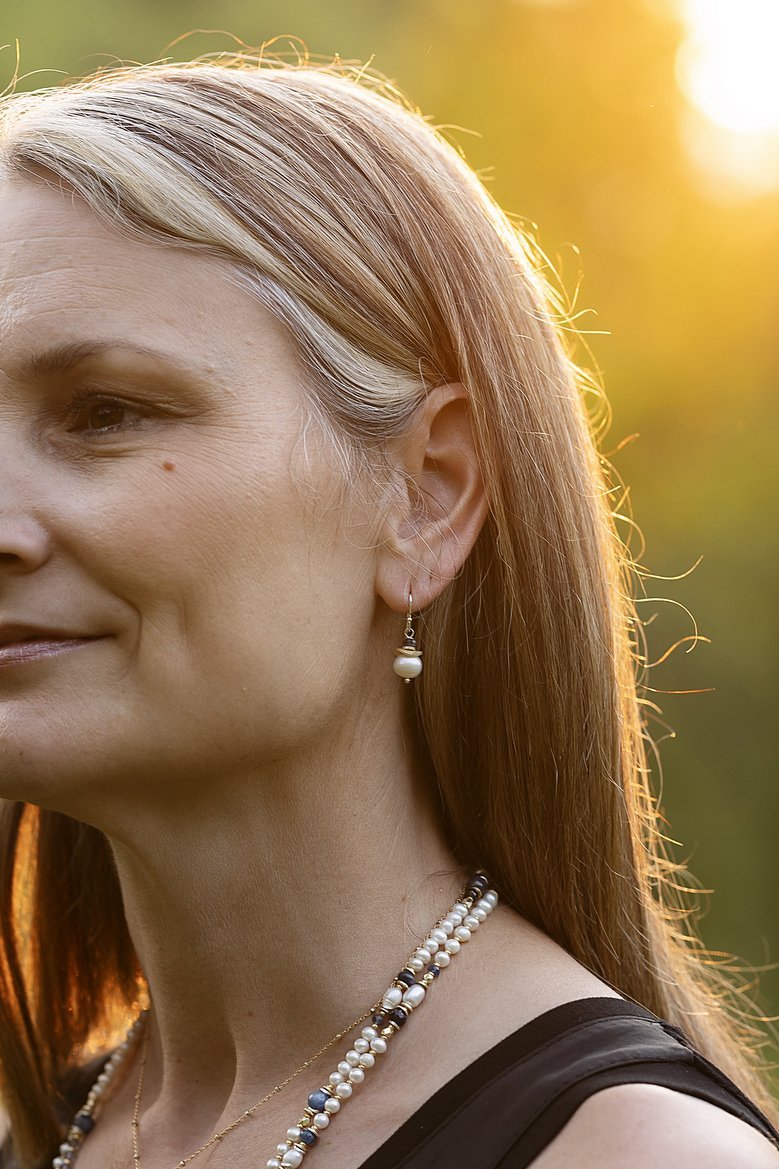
[529,1083,779,1168]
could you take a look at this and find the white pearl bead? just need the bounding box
[382,986,403,1008]
[447,911,463,927]
[453,902,469,916]
[329,1071,344,1085]
[324,1096,341,1113]
[335,1081,353,1098]
[464,915,480,930]
[472,907,487,922]
[348,1066,365,1084]
[266,1160,282,1169]
[432,927,449,943]
[362,1026,378,1041]
[313,1112,330,1129]
[455,925,471,942]
[345,1050,361,1066]
[282,1150,304,1168]
[435,949,451,967]
[338,1060,352,1076]
[392,654,422,679]
[444,937,461,954]
[370,1037,388,1054]
[276,1142,290,1156]
[354,1037,370,1053]
[424,936,440,954]
[402,983,426,1008]
[484,889,499,907]
[415,947,431,963]
[359,1051,375,1068]
[408,956,425,972]
[476,898,493,914]
[286,1126,301,1141]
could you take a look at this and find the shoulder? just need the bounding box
[530,1083,779,1168]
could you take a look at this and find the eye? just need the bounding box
[66,393,148,437]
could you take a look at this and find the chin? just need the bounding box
[0,741,112,820]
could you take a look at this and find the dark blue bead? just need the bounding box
[372,1011,386,1027]
[396,970,415,986]
[299,1128,318,1145]
[73,1113,95,1133]
[308,1089,329,1111]
[428,964,441,977]
[389,1007,407,1027]
[471,873,489,889]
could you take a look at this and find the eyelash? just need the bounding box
[64,391,150,438]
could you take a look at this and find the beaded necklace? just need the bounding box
[52,871,497,1169]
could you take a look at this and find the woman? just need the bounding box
[0,55,776,1169]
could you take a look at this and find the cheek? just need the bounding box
[86,452,373,749]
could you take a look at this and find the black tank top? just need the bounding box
[8,995,779,1168]
[358,996,779,1167]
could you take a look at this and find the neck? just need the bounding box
[99,708,470,1124]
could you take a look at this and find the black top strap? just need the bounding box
[358,997,779,1168]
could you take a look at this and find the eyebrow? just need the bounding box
[18,340,195,381]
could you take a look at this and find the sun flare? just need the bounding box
[675,0,779,194]
[677,0,779,135]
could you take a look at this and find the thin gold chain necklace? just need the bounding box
[130,1004,376,1168]
[55,871,497,1169]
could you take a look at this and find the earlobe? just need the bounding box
[375,382,489,614]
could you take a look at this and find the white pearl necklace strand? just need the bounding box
[51,872,498,1169]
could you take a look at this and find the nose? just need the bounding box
[0,515,52,575]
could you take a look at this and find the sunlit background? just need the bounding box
[2,0,778,1065]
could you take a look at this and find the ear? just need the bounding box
[375,382,489,614]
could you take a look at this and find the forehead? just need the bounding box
[0,178,289,377]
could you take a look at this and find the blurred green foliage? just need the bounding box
[2,0,777,1056]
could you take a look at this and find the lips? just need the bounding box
[0,623,96,649]
[0,629,107,669]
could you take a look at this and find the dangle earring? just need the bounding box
[392,592,423,683]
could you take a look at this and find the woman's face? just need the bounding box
[0,179,386,820]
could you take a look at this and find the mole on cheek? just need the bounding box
[162,461,176,472]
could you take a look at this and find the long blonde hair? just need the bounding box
[0,54,775,1166]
